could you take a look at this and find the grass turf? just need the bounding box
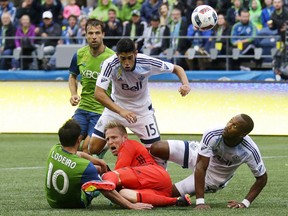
[0,134,287,216]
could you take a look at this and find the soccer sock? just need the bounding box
[137,192,177,207]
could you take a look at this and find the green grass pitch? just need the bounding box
[0,134,287,216]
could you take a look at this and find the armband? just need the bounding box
[196,198,205,205]
[241,199,250,208]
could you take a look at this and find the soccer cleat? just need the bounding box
[82,180,116,192]
[176,194,192,206]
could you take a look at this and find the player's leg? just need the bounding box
[72,109,89,151]
[119,188,191,207]
[129,112,167,167]
[173,174,196,197]
[149,140,170,160]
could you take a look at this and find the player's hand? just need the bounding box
[179,84,191,96]
[227,200,246,208]
[70,95,80,106]
[120,110,137,123]
[130,202,153,210]
[194,204,211,210]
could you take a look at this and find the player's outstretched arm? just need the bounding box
[172,65,191,97]
[227,172,268,209]
[77,151,108,174]
[101,190,153,210]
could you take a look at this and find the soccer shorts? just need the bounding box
[168,140,200,169]
[93,107,160,147]
[73,108,101,137]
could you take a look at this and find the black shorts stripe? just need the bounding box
[93,129,105,139]
[182,140,189,168]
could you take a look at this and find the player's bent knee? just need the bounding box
[150,140,169,160]
[88,136,106,154]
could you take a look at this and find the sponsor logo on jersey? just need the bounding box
[117,68,123,80]
[122,82,142,91]
[138,75,145,81]
[81,70,100,79]
[164,63,170,70]
[101,78,108,83]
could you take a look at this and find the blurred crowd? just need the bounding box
[0,0,287,76]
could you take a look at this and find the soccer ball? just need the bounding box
[191,5,218,31]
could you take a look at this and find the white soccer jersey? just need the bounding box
[96,53,174,116]
[171,127,266,196]
[200,127,266,190]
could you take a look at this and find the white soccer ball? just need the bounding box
[191,5,218,31]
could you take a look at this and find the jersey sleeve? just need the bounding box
[96,56,115,90]
[148,56,174,75]
[198,129,216,158]
[244,141,267,177]
[81,162,101,184]
[69,53,80,75]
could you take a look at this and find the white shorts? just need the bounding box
[168,140,230,196]
[168,140,200,169]
[93,108,160,147]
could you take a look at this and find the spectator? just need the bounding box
[40,0,63,25]
[184,23,212,70]
[208,13,232,69]
[159,2,170,26]
[120,0,141,22]
[104,8,123,50]
[35,10,62,70]
[60,14,79,44]
[122,9,147,52]
[261,0,275,28]
[80,0,95,17]
[226,0,244,26]
[249,0,263,30]
[11,14,36,70]
[15,0,39,25]
[140,0,163,23]
[76,15,87,45]
[0,0,16,25]
[216,0,232,16]
[0,12,15,70]
[90,0,119,22]
[62,0,81,26]
[142,14,170,55]
[269,0,288,43]
[165,7,188,69]
[230,8,258,70]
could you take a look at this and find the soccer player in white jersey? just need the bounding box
[150,114,268,209]
[89,38,191,161]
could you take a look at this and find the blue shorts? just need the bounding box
[73,109,101,137]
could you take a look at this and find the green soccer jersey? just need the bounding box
[45,144,100,208]
[69,46,115,114]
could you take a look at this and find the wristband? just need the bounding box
[241,199,250,208]
[196,198,205,205]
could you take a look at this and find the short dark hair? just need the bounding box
[240,114,254,134]
[85,18,105,32]
[116,38,136,53]
[58,119,81,147]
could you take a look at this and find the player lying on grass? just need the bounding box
[150,113,268,209]
[82,121,191,207]
[45,119,152,209]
